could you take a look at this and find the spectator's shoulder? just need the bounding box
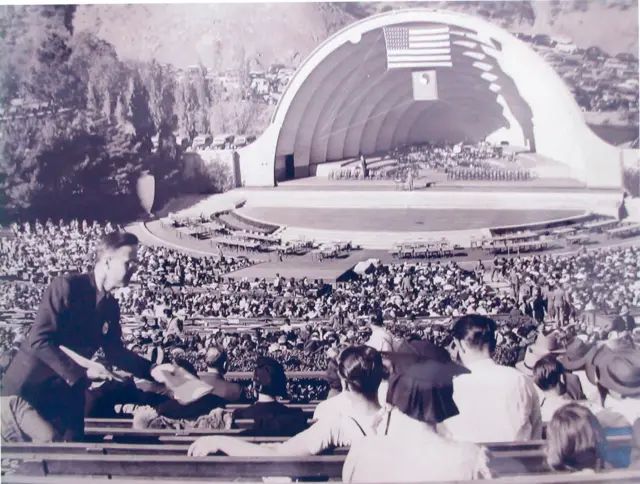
[46,273,74,299]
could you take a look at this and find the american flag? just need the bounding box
[383,26,452,69]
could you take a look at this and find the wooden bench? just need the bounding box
[4,435,632,456]
[3,469,640,484]
[10,435,631,454]
[86,417,318,430]
[2,448,636,480]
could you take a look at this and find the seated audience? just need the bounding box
[546,403,605,473]
[199,345,244,403]
[516,333,586,401]
[588,339,640,427]
[342,358,490,482]
[558,337,600,404]
[379,339,453,408]
[631,418,640,470]
[533,354,578,422]
[188,346,383,457]
[365,314,394,352]
[148,358,228,420]
[586,339,640,468]
[232,356,307,436]
[444,314,542,442]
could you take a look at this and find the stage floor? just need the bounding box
[163,182,622,249]
[238,207,583,232]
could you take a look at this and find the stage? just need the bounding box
[166,176,621,249]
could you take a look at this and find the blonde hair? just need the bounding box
[546,403,605,472]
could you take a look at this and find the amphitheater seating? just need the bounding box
[2,437,636,481]
[216,212,279,235]
[489,212,600,237]
[583,218,620,233]
[607,223,640,239]
[566,233,591,245]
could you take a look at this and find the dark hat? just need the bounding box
[387,360,469,425]
[254,356,288,398]
[383,339,450,372]
[558,338,596,371]
[586,341,640,397]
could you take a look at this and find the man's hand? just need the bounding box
[86,363,116,381]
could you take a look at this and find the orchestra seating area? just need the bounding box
[163,213,283,254]
[474,214,634,255]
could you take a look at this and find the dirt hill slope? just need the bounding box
[73,1,638,70]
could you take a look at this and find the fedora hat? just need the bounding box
[558,338,597,371]
[587,344,640,397]
[516,332,565,376]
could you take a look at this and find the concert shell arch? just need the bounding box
[237,8,624,188]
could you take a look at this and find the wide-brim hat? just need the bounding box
[586,343,640,397]
[516,332,565,376]
[387,360,469,425]
[558,338,597,371]
[382,339,451,372]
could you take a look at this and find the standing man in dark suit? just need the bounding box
[1,232,158,442]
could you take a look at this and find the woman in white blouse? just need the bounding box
[342,359,491,483]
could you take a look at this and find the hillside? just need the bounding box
[73,3,355,70]
[74,1,638,70]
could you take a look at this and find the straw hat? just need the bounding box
[516,332,565,376]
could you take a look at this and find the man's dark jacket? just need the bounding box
[2,273,152,439]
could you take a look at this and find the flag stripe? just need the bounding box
[408,27,450,35]
[403,41,450,48]
[408,34,450,42]
[390,48,451,55]
[452,40,477,49]
[410,33,451,40]
[406,43,451,51]
[389,55,451,62]
[472,61,493,71]
[390,61,453,68]
[462,51,486,60]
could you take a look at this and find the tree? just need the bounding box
[0,6,81,107]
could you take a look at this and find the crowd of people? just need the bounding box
[445,166,533,182]
[392,141,511,170]
[326,142,529,185]
[0,222,639,481]
[2,222,639,385]
[142,318,640,479]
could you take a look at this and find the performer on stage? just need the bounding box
[1,232,159,442]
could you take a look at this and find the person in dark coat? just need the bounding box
[1,232,158,442]
[532,289,546,324]
[233,356,307,437]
